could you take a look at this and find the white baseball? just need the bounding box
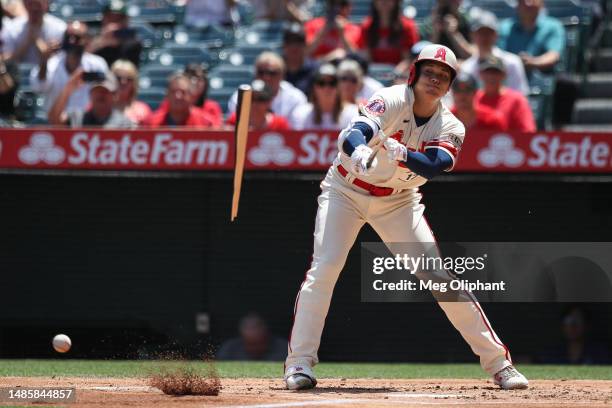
[52,334,71,353]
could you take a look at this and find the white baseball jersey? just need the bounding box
[335,84,466,190]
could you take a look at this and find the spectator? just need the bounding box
[49,70,134,127]
[216,312,287,361]
[283,22,318,95]
[1,0,65,64]
[358,0,419,66]
[111,59,151,125]
[143,73,216,127]
[228,51,306,119]
[451,72,507,131]
[31,21,108,114]
[0,7,18,122]
[184,62,222,127]
[184,0,236,29]
[304,0,360,60]
[474,55,536,132]
[87,0,142,67]
[419,0,472,60]
[2,0,26,18]
[344,53,383,100]
[249,0,314,23]
[498,0,565,75]
[337,58,366,106]
[290,63,358,130]
[538,306,610,364]
[226,79,290,130]
[461,10,529,95]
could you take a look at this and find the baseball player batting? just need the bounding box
[284,44,529,391]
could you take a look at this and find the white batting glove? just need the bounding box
[350,144,377,176]
[384,138,407,162]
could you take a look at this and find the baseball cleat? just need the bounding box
[493,365,529,390]
[284,365,317,390]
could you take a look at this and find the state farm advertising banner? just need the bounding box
[0,128,611,172]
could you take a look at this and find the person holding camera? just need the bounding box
[48,70,134,128]
[419,0,473,60]
[31,20,109,116]
[87,0,142,67]
[304,0,360,60]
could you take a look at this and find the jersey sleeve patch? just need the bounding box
[363,98,386,116]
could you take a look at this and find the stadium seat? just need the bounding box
[126,0,179,26]
[146,44,214,67]
[218,43,281,66]
[139,64,182,90]
[172,25,234,50]
[369,63,395,87]
[17,63,36,88]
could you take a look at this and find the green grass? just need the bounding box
[0,360,611,380]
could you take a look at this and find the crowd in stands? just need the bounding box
[0,0,596,132]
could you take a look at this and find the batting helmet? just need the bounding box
[407,44,458,86]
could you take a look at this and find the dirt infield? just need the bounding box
[1,376,611,407]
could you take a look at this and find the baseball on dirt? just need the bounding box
[52,334,71,353]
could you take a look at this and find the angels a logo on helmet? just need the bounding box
[434,47,447,61]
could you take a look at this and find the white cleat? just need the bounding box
[284,365,317,390]
[493,365,529,390]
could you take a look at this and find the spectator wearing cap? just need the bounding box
[111,59,151,125]
[461,10,529,95]
[228,51,307,119]
[283,22,319,95]
[474,55,536,132]
[498,0,565,75]
[226,79,290,130]
[419,0,473,60]
[290,63,358,130]
[49,70,134,127]
[249,0,314,23]
[304,0,361,60]
[31,21,109,114]
[1,0,66,64]
[357,0,419,66]
[451,72,507,131]
[87,0,143,67]
[144,73,216,127]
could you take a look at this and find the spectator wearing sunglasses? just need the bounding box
[111,59,151,125]
[290,63,358,130]
[336,59,366,106]
[226,79,290,130]
[450,72,506,131]
[228,51,306,119]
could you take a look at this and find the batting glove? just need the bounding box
[350,144,377,176]
[384,138,407,162]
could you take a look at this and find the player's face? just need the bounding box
[415,61,452,100]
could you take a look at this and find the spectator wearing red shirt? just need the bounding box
[358,0,419,66]
[474,55,536,132]
[226,79,290,131]
[451,72,507,131]
[304,0,361,60]
[143,73,215,127]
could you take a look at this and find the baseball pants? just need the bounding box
[286,168,513,376]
